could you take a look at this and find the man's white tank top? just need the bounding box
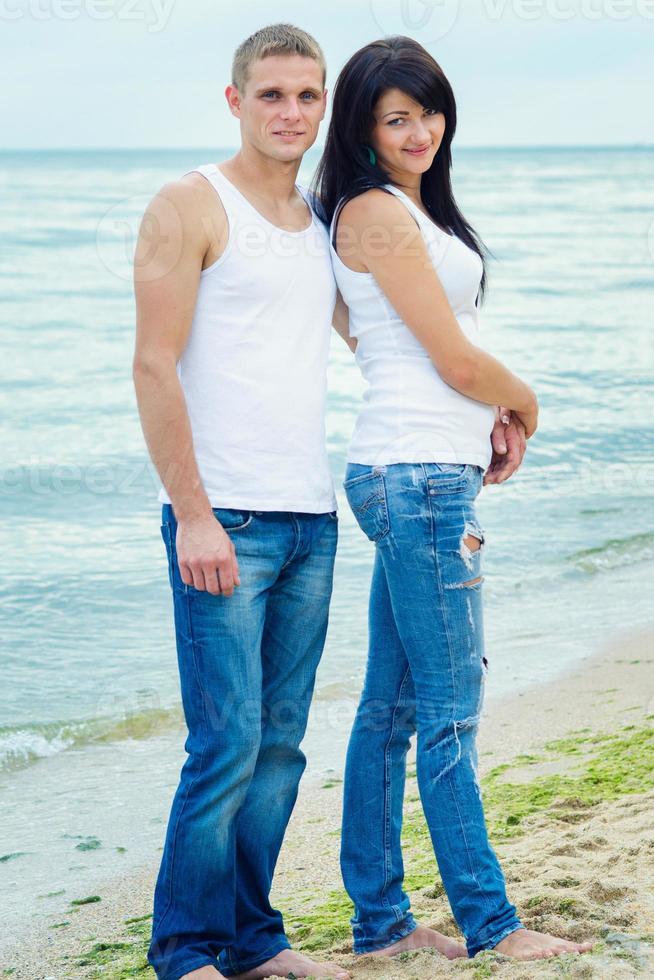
[158,164,337,513]
[330,184,495,469]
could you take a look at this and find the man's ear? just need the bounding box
[225,84,242,119]
[320,89,328,120]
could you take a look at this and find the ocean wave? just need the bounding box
[0,681,359,776]
[0,706,184,775]
[567,531,654,575]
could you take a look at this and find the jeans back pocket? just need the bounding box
[343,471,390,543]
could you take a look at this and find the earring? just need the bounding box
[364,145,377,166]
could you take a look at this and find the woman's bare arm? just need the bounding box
[337,190,538,436]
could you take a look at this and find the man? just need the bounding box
[133,22,525,980]
[133,24,350,980]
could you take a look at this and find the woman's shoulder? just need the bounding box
[339,186,413,228]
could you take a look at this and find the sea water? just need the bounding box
[1,146,652,939]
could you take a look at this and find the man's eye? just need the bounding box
[301,93,317,100]
[262,92,279,99]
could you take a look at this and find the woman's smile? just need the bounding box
[403,143,432,156]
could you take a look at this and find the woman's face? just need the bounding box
[369,87,446,178]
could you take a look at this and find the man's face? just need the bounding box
[226,55,327,162]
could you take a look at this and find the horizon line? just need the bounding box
[1,143,653,152]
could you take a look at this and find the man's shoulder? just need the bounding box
[159,169,229,230]
[296,182,313,207]
[138,170,227,265]
[148,170,216,215]
[177,168,221,203]
[297,184,329,229]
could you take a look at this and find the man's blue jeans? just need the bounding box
[340,462,523,958]
[148,506,338,980]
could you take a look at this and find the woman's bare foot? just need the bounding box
[181,967,226,979]
[369,924,467,960]
[494,928,593,960]
[230,948,350,979]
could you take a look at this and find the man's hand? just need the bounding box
[175,515,241,596]
[483,406,527,486]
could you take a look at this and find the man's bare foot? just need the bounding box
[369,924,467,960]
[494,928,593,960]
[230,948,350,979]
[180,967,226,979]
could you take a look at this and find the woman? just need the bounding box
[314,37,593,962]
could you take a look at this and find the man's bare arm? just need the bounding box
[332,290,356,352]
[133,176,239,596]
[133,179,209,519]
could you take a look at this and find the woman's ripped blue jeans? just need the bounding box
[340,462,523,957]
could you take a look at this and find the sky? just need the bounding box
[2,0,653,148]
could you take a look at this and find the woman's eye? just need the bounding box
[388,118,404,126]
[425,108,439,116]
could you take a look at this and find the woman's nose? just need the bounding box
[412,120,431,142]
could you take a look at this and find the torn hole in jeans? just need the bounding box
[459,522,484,585]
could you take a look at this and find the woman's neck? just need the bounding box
[386,170,423,209]
[388,176,431,217]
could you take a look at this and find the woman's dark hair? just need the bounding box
[312,35,490,301]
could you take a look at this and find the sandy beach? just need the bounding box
[2,627,653,980]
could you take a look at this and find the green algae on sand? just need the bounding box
[71,894,102,906]
[72,722,654,978]
[279,723,654,953]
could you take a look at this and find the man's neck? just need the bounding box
[221,147,303,205]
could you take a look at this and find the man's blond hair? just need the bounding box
[232,24,326,92]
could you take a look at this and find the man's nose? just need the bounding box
[280,97,302,120]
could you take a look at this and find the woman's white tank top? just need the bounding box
[158,164,337,513]
[330,184,495,468]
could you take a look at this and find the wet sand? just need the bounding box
[3,628,653,979]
